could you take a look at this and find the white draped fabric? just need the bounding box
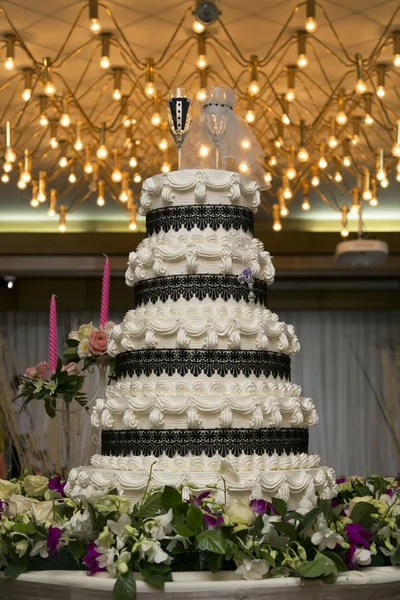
[0,309,399,477]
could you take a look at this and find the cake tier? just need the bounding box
[125,230,274,286]
[107,303,300,354]
[139,169,261,216]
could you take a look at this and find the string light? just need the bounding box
[59,204,67,233]
[1,173,9,183]
[297,119,309,162]
[3,162,12,173]
[4,34,16,70]
[364,93,374,125]
[248,55,260,96]
[4,121,16,163]
[311,164,320,187]
[355,54,367,94]
[281,97,290,125]
[264,172,272,184]
[376,64,386,98]
[350,187,360,214]
[302,180,310,210]
[305,0,317,32]
[282,175,292,201]
[297,31,308,68]
[362,168,372,201]
[129,145,138,168]
[272,204,282,231]
[144,57,156,97]
[60,95,71,127]
[274,120,284,148]
[118,171,130,201]
[112,68,123,100]
[342,139,352,167]
[129,204,138,231]
[286,146,297,180]
[336,88,348,125]
[48,189,57,216]
[17,161,26,190]
[151,99,162,126]
[279,187,289,215]
[133,172,142,184]
[370,178,378,206]
[351,117,360,145]
[30,181,39,207]
[21,149,32,183]
[22,69,33,101]
[393,31,400,68]
[341,205,349,237]
[97,122,108,159]
[380,177,389,188]
[391,119,400,157]
[100,33,111,69]
[43,57,56,96]
[84,145,93,174]
[37,171,47,202]
[74,123,83,152]
[285,66,296,102]
[318,143,328,169]
[38,95,49,127]
[334,158,342,182]
[328,116,338,148]
[376,148,386,181]
[49,120,58,148]
[196,68,208,102]
[89,0,101,33]
[96,180,105,206]
[59,154,68,168]
[111,149,122,182]
[196,32,208,70]
[68,162,77,183]
[245,97,255,124]
[159,137,169,151]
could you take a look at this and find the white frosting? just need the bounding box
[139,169,261,215]
[125,230,275,286]
[108,304,299,355]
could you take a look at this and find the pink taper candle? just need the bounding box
[49,294,58,372]
[100,255,110,329]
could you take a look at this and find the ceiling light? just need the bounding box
[89,0,101,33]
[341,205,349,237]
[1,173,9,183]
[362,168,372,201]
[133,172,142,184]
[297,31,308,68]
[48,188,57,217]
[100,33,111,69]
[4,34,15,70]
[97,122,108,159]
[193,1,220,26]
[350,187,359,214]
[22,69,33,101]
[37,171,47,202]
[391,120,400,157]
[196,32,207,70]
[59,204,67,233]
[354,54,367,94]
[305,0,317,32]
[393,31,400,67]
[248,55,260,96]
[272,203,282,231]
[97,179,105,206]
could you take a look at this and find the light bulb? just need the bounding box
[334,171,342,182]
[40,114,49,127]
[239,162,249,174]
[129,218,137,231]
[50,137,58,149]
[297,54,308,69]
[4,56,15,70]
[84,162,93,174]
[248,80,260,96]
[192,19,205,34]
[376,168,386,181]
[196,54,208,70]
[273,222,282,231]
[285,88,295,102]
[3,162,12,173]
[22,88,31,102]
[133,173,142,183]
[21,171,31,183]
[60,113,71,127]
[96,144,108,160]
[113,88,122,101]
[59,156,68,168]
[30,198,39,207]
[328,136,338,149]
[97,196,105,206]
[5,148,16,163]
[68,172,77,183]
[343,156,351,167]
[380,177,389,188]
[351,135,359,146]
[280,205,289,216]
[274,138,282,148]
[282,112,290,125]
[302,198,310,210]
[145,81,156,97]
[44,81,56,97]
[264,172,272,184]
[151,111,161,127]
[159,138,168,151]
[74,138,83,152]
[100,55,110,69]
[268,155,277,167]
[311,175,320,187]
[17,179,26,190]
[129,156,138,168]
[297,147,309,162]
[392,142,400,158]
[336,111,348,126]
[341,227,349,237]
[1,173,9,183]
[37,191,46,203]
[393,54,400,68]
[305,16,317,32]
[90,18,101,33]
[355,79,367,94]
[286,166,297,180]
[370,197,378,206]
[59,223,66,233]
[241,139,251,150]
[123,117,131,128]
[350,204,359,215]
[199,143,210,157]
[318,156,328,169]
[362,189,372,201]
[111,168,122,183]
[364,113,373,125]
[161,161,171,173]
[196,87,207,102]
[283,187,292,200]
[47,207,55,217]
[245,109,255,124]
[119,190,128,202]
[377,85,385,98]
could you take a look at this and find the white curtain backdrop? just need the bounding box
[0,309,399,477]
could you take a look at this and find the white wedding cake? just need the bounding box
[67,169,337,508]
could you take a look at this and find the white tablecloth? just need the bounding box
[1,568,400,599]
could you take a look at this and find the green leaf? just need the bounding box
[224,538,238,562]
[44,397,56,419]
[4,560,29,579]
[207,552,225,573]
[161,486,182,510]
[272,521,297,540]
[140,492,163,518]
[63,346,79,358]
[141,565,172,589]
[12,522,36,535]
[66,338,79,348]
[69,540,86,561]
[393,546,400,565]
[113,570,137,600]
[197,530,227,555]
[298,552,337,579]
[320,499,334,524]
[271,497,287,517]
[269,566,290,578]
[254,513,264,537]
[174,523,195,538]
[322,551,347,573]
[321,572,338,584]
[332,504,343,517]
[186,505,204,534]
[350,502,376,529]
[298,507,322,533]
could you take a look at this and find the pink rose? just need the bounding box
[62,362,82,376]
[35,362,53,380]
[88,330,108,355]
[24,366,37,379]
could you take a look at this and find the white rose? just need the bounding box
[32,501,55,523]
[7,494,37,518]
[78,322,96,340]
[0,479,19,500]
[24,475,49,497]
[15,540,29,557]
[223,501,255,526]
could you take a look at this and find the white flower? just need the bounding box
[166,534,190,552]
[32,501,55,523]
[297,493,318,515]
[224,502,254,526]
[144,509,173,540]
[77,340,91,358]
[0,479,19,500]
[68,330,80,341]
[34,379,44,392]
[139,539,170,564]
[44,380,57,394]
[96,546,118,573]
[354,547,371,566]
[235,558,270,581]
[107,513,131,550]
[15,540,29,557]
[261,513,281,535]
[65,509,92,537]
[30,540,49,559]
[24,475,49,497]
[107,550,131,577]
[311,521,344,551]
[7,494,37,518]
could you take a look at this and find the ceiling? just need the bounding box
[0,0,399,233]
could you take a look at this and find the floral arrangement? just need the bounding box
[1,474,400,599]
[63,321,116,373]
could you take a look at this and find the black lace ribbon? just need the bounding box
[133,274,268,307]
[115,349,290,379]
[101,427,309,458]
[146,205,254,235]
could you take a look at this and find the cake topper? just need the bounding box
[167,87,192,169]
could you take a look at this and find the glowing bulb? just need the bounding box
[30,197,39,207]
[68,172,77,183]
[245,109,255,124]
[100,55,110,69]
[5,148,16,163]
[341,227,349,237]
[343,156,351,167]
[283,187,292,200]
[84,162,93,174]
[133,173,142,183]
[3,162,12,173]
[274,139,282,149]
[285,88,295,102]
[199,144,210,157]
[37,191,46,203]
[97,196,105,206]
[350,204,359,215]
[5,56,15,70]
[393,54,400,68]
[241,139,251,150]
[129,156,138,168]
[151,111,161,127]
[122,117,131,128]
[113,88,122,101]
[50,137,58,149]
[196,54,208,70]
[239,162,249,174]
[145,81,156,97]
[302,198,310,210]
[17,179,26,190]
[192,19,205,34]
[362,189,372,201]
[248,80,260,96]
[21,171,31,183]
[59,223,66,233]
[47,207,55,217]
[377,85,385,98]
[96,145,108,160]
[318,156,328,170]
[269,155,277,167]
[376,168,386,181]
[280,205,289,216]
[161,161,171,173]
[159,138,169,151]
[59,156,68,168]
[111,169,122,183]
[196,88,207,102]
[336,111,348,126]
[297,147,309,162]
[1,173,9,183]
[74,138,83,152]
[392,142,400,158]
[44,81,56,97]
[286,166,297,181]
[119,190,128,202]
[264,172,272,184]
[305,16,317,32]
[380,177,389,188]
[328,136,338,149]
[40,114,49,127]
[282,113,290,125]
[334,171,342,182]
[60,113,71,128]
[364,113,373,125]
[351,135,359,146]
[129,218,137,231]
[273,222,282,231]
[22,88,31,102]
[90,18,101,33]
[297,54,308,69]
[355,79,367,94]
[311,175,320,187]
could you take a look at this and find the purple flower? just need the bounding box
[204,514,224,529]
[188,491,211,507]
[344,543,357,570]
[242,269,252,278]
[48,476,67,497]
[250,499,266,514]
[83,542,106,576]
[0,500,8,521]
[47,525,63,558]
[265,501,278,516]
[345,523,372,549]
[384,488,395,498]
[336,477,346,484]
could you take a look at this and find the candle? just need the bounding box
[100,255,110,329]
[49,294,58,372]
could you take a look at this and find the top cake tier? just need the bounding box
[139,170,261,216]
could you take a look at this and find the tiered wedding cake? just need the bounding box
[67,169,337,508]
